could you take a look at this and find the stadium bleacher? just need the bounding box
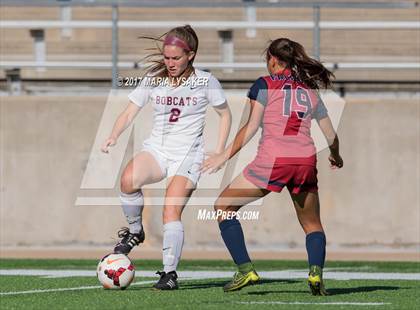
[0,1,419,86]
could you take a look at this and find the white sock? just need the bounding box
[119,191,144,234]
[162,221,184,273]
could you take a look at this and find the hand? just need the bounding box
[201,151,228,174]
[328,153,343,169]
[101,137,117,153]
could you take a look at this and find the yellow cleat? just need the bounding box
[308,265,329,296]
[223,270,260,292]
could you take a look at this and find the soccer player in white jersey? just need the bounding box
[101,25,231,290]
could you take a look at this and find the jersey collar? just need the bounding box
[275,68,292,77]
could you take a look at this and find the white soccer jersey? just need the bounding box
[128,69,226,157]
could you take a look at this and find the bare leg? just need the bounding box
[120,151,165,194]
[290,191,323,234]
[290,191,327,295]
[163,175,195,224]
[215,173,270,291]
[114,151,166,253]
[161,175,195,273]
[215,172,270,223]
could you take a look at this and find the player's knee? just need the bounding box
[214,197,229,212]
[301,221,323,235]
[163,206,182,222]
[120,171,137,193]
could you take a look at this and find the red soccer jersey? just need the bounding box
[247,69,328,167]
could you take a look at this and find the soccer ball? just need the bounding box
[96,253,135,290]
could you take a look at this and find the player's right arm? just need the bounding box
[202,99,264,173]
[101,101,142,153]
[222,99,264,159]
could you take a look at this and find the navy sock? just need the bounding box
[219,219,251,266]
[306,231,326,268]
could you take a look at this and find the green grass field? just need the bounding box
[1,259,419,309]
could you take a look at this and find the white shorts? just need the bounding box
[141,139,204,187]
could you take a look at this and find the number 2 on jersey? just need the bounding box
[169,108,181,122]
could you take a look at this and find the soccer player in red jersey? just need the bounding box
[202,38,343,294]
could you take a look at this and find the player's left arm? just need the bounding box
[313,96,343,169]
[211,102,232,155]
[317,116,343,169]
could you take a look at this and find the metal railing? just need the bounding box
[0,0,418,88]
[1,61,419,70]
[1,20,419,29]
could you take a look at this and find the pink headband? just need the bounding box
[163,35,191,52]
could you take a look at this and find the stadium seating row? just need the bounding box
[0,5,419,82]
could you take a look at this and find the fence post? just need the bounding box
[243,0,256,38]
[313,4,321,60]
[5,68,21,95]
[218,30,234,74]
[58,0,72,38]
[111,4,119,89]
[29,29,46,72]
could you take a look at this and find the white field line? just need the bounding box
[0,280,155,296]
[236,301,391,306]
[1,269,420,280]
[1,269,419,296]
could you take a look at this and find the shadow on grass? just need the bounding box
[179,280,228,290]
[179,278,300,290]
[247,290,308,295]
[259,279,300,285]
[247,285,403,296]
[327,286,402,295]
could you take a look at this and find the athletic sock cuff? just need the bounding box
[120,191,143,205]
[163,221,183,232]
[238,262,254,273]
[218,218,240,232]
[306,231,326,242]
